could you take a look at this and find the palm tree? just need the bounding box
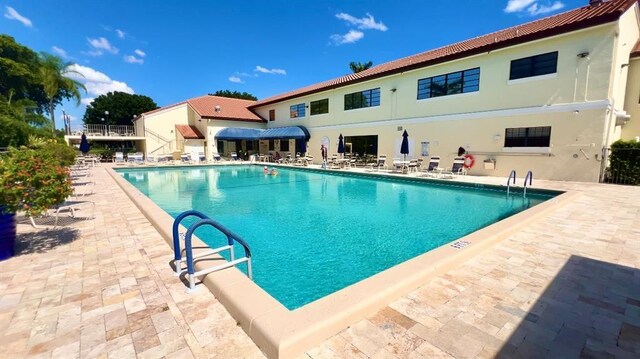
[349,61,373,73]
[39,53,85,133]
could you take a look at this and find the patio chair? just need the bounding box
[114,152,125,165]
[407,159,419,173]
[440,157,467,178]
[391,158,404,173]
[231,152,241,162]
[421,156,441,176]
[180,153,192,164]
[198,152,206,162]
[211,153,222,162]
[29,200,96,229]
[366,155,387,171]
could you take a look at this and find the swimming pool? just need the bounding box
[119,165,555,309]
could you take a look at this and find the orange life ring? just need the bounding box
[463,154,475,169]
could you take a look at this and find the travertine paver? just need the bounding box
[0,164,639,359]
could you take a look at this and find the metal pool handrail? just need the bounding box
[523,170,533,198]
[183,218,253,292]
[506,170,517,196]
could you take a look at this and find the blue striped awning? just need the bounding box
[215,128,262,140]
[259,126,310,140]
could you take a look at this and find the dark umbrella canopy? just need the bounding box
[337,134,345,156]
[400,130,409,160]
[79,133,90,154]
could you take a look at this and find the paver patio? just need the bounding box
[0,164,638,358]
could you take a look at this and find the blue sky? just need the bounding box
[2,0,585,130]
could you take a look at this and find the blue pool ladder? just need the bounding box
[172,210,253,293]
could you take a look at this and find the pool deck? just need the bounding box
[1,163,639,358]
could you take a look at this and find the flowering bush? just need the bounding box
[0,147,73,216]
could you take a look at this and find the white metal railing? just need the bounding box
[81,124,136,137]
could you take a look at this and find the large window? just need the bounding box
[344,88,380,110]
[310,98,329,115]
[504,126,551,147]
[269,139,275,151]
[280,139,290,151]
[290,103,305,118]
[417,68,480,99]
[269,109,275,121]
[509,51,558,80]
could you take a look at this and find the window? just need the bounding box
[310,99,329,115]
[269,109,275,121]
[504,126,551,147]
[217,140,225,154]
[417,68,480,100]
[269,139,275,151]
[280,139,289,151]
[290,103,305,118]
[344,88,380,110]
[509,51,558,80]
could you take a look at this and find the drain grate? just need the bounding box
[450,240,471,249]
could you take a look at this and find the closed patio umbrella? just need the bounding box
[337,134,345,158]
[79,132,90,154]
[400,130,409,161]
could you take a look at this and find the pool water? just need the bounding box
[119,166,554,310]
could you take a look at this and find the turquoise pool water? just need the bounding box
[119,166,554,309]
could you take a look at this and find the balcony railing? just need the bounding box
[69,125,137,137]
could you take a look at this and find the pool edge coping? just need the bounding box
[107,166,580,359]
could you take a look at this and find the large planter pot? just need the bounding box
[0,209,16,260]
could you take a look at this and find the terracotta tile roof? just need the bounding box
[252,0,638,108]
[141,95,264,122]
[175,125,205,139]
[632,39,640,57]
[187,95,264,122]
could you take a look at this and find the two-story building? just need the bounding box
[137,0,640,182]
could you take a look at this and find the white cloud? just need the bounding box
[123,55,144,64]
[228,76,244,83]
[52,46,68,59]
[134,49,146,57]
[115,29,126,39]
[86,37,118,56]
[335,13,387,31]
[504,0,536,13]
[65,64,134,103]
[504,0,564,15]
[254,65,287,75]
[4,6,32,27]
[527,1,565,15]
[81,98,95,106]
[330,30,364,45]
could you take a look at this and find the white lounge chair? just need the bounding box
[29,200,95,228]
[440,157,467,178]
[367,155,387,171]
[114,152,125,165]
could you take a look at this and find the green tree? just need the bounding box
[210,90,257,101]
[349,61,373,73]
[0,35,48,113]
[39,52,86,133]
[0,94,52,148]
[82,91,158,126]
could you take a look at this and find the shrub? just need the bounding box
[0,147,73,216]
[607,140,640,185]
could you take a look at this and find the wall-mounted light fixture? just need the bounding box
[215,105,221,112]
[577,51,590,58]
[390,88,397,92]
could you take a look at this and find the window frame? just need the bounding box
[310,98,329,116]
[269,109,275,121]
[344,88,381,111]
[504,126,551,148]
[509,51,558,81]
[290,103,305,118]
[417,67,480,100]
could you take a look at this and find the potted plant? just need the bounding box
[0,147,73,260]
